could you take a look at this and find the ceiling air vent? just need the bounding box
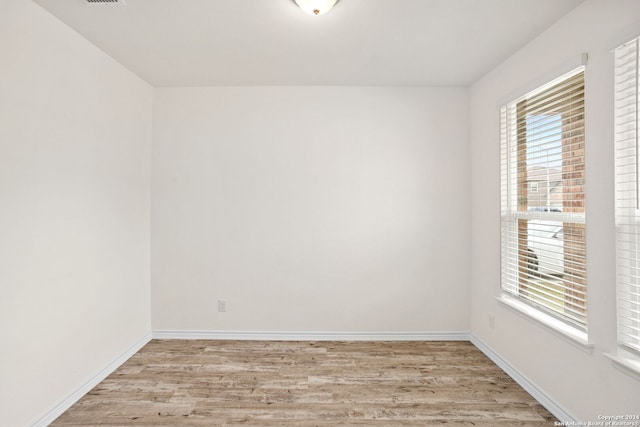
[84,0,127,4]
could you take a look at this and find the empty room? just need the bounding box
[2,0,640,425]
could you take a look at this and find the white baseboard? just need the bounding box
[31,333,152,427]
[152,330,471,341]
[469,334,576,423]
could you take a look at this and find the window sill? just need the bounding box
[604,352,640,381]
[497,295,593,351]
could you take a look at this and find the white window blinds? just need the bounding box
[500,67,587,331]
[614,38,640,355]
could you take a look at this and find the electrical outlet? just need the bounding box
[218,300,227,313]
[489,315,495,330]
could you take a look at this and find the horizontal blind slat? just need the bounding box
[501,67,587,331]
[615,37,640,354]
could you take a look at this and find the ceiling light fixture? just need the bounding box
[293,0,340,16]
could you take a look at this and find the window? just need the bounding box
[614,37,640,359]
[500,67,587,334]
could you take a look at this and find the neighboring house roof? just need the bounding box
[527,165,562,182]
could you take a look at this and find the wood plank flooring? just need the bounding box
[51,340,557,426]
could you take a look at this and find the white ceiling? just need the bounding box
[33,0,585,87]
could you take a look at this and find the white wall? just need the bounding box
[152,87,470,333]
[0,1,153,425]
[470,0,640,420]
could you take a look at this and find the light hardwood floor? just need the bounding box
[52,340,557,426]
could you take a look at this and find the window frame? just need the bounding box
[613,36,640,372]
[499,66,588,341]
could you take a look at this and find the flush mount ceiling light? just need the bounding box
[293,0,340,16]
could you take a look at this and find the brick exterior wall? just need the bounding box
[561,84,586,323]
